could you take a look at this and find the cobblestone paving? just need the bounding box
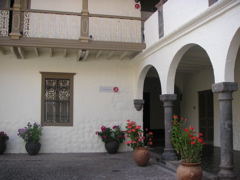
[0,152,176,180]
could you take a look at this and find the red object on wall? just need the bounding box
[135,3,140,9]
[113,87,119,92]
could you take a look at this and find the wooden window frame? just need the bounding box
[40,72,76,126]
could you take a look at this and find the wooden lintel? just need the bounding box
[107,51,114,60]
[18,47,25,59]
[0,37,146,52]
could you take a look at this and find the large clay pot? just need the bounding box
[176,161,202,180]
[0,142,6,155]
[105,140,119,154]
[133,147,150,166]
[25,141,41,155]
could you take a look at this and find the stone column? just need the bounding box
[160,94,178,161]
[212,82,238,179]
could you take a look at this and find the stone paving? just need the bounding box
[0,152,177,180]
[1,147,239,180]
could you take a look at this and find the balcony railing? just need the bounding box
[23,12,81,39]
[0,9,143,43]
[89,16,142,43]
[0,10,9,36]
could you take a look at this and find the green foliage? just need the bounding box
[125,120,153,150]
[171,115,205,163]
[17,122,43,143]
[96,125,125,143]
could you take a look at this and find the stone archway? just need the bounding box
[142,66,164,147]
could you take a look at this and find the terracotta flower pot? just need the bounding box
[176,161,202,180]
[133,147,150,166]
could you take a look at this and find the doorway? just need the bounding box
[198,90,214,144]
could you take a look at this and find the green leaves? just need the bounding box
[171,116,205,163]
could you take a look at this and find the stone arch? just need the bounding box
[226,28,240,82]
[136,64,161,98]
[166,44,197,94]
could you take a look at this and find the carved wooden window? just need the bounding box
[41,72,75,126]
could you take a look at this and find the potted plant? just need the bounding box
[96,125,125,154]
[125,119,153,166]
[171,115,205,179]
[17,122,43,155]
[0,131,9,155]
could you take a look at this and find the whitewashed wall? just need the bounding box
[30,0,141,17]
[30,0,82,12]
[0,54,142,153]
[89,0,140,17]
[163,0,208,36]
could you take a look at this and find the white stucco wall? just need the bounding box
[89,0,140,17]
[30,0,82,12]
[30,0,141,17]
[163,0,208,36]
[0,54,142,153]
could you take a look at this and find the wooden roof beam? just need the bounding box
[119,51,128,60]
[18,47,26,59]
[0,47,5,55]
[10,47,21,59]
[107,51,114,60]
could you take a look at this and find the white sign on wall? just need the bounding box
[99,86,119,93]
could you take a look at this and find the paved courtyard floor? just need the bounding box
[0,152,177,180]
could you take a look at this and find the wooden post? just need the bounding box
[80,0,90,43]
[9,0,22,39]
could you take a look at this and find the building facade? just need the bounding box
[1,0,240,178]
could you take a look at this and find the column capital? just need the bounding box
[212,82,238,93]
[133,99,144,111]
[160,94,177,102]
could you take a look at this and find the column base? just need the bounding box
[161,148,178,161]
[217,165,237,179]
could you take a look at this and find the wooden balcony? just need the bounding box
[0,8,146,61]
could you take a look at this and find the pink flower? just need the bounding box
[136,126,141,129]
[101,126,107,132]
[112,125,117,129]
[126,141,132,144]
